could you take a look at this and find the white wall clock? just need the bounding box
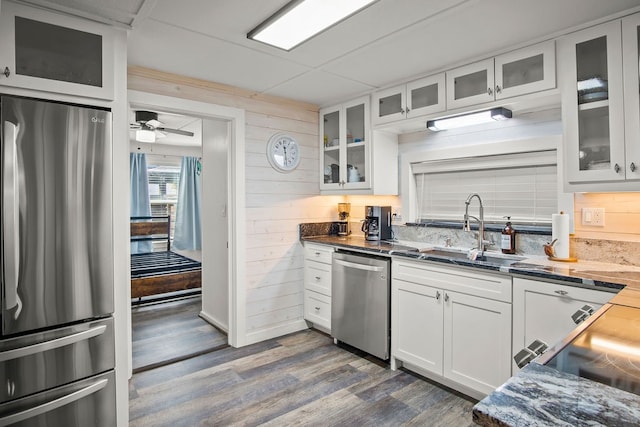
[266,133,300,173]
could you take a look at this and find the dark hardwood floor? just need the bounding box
[129,329,477,426]
[131,295,228,372]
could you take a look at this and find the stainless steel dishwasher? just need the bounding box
[332,251,391,360]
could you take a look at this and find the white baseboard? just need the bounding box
[199,310,228,333]
[243,319,309,346]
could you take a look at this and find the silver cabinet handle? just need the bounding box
[314,306,320,311]
[495,84,502,94]
[314,276,321,281]
[513,339,548,369]
[334,258,384,272]
[631,162,637,172]
[571,304,595,324]
[0,378,108,426]
[614,163,621,173]
[0,324,107,362]
[3,121,22,318]
[444,293,450,302]
[2,67,9,78]
[436,291,441,301]
[487,87,493,96]
[554,290,568,296]
[314,252,321,256]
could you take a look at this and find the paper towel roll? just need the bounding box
[551,212,570,259]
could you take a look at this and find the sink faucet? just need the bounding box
[463,193,485,255]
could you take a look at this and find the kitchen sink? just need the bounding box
[419,248,525,267]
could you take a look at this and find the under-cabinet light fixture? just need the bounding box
[247,0,378,51]
[135,129,156,143]
[427,107,513,131]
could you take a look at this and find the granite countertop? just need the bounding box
[302,233,640,426]
[301,235,640,302]
[472,363,640,427]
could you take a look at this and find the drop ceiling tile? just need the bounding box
[127,19,310,93]
[324,0,640,89]
[263,70,375,106]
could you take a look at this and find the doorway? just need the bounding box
[127,90,245,375]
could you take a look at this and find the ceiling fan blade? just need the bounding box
[156,127,195,137]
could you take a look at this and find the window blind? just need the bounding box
[413,150,557,224]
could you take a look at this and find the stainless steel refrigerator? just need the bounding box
[0,95,115,426]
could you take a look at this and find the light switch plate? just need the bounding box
[582,207,605,227]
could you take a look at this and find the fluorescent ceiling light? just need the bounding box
[136,129,156,143]
[247,0,378,51]
[427,108,512,131]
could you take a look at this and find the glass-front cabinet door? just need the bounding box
[321,107,341,188]
[372,85,405,125]
[0,1,115,100]
[406,74,446,119]
[623,13,640,181]
[320,96,370,191]
[559,20,625,183]
[495,41,556,100]
[446,58,495,109]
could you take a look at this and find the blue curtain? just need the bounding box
[130,153,152,254]
[173,156,202,250]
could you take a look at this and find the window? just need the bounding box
[147,155,181,249]
[412,150,557,224]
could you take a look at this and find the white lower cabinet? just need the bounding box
[391,259,512,398]
[303,244,334,331]
[512,277,613,372]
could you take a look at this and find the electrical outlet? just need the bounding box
[582,207,605,227]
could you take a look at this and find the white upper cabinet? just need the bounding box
[0,1,115,100]
[320,96,370,192]
[372,73,446,126]
[623,13,640,182]
[447,41,556,110]
[320,95,398,195]
[447,58,496,109]
[559,17,640,189]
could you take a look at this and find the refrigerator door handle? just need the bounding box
[0,378,108,426]
[2,121,22,318]
[0,324,107,363]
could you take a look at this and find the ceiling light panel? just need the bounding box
[248,0,378,51]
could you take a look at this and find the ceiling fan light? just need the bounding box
[136,129,156,143]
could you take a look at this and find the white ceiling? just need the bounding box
[24,0,640,107]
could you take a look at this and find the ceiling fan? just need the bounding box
[130,111,195,142]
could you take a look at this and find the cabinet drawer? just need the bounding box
[304,260,331,296]
[304,244,333,264]
[304,290,331,330]
[392,259,512,302]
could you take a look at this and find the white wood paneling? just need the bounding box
[128,67,325,344]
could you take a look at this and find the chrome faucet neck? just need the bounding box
[463,193,485,254]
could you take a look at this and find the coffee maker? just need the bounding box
[362,206,392,241]
[337,203,351,236]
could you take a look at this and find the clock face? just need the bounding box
[267,133,300,172]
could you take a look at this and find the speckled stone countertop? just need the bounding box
[472,363,640,427]
[301,234,640,299]
[302,232,640,426]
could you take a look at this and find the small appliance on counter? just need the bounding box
[337,202,351,236]
[362,206,392,241]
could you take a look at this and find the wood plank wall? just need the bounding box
[128,67,341,342]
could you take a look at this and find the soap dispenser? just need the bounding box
[501,216,516,254]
